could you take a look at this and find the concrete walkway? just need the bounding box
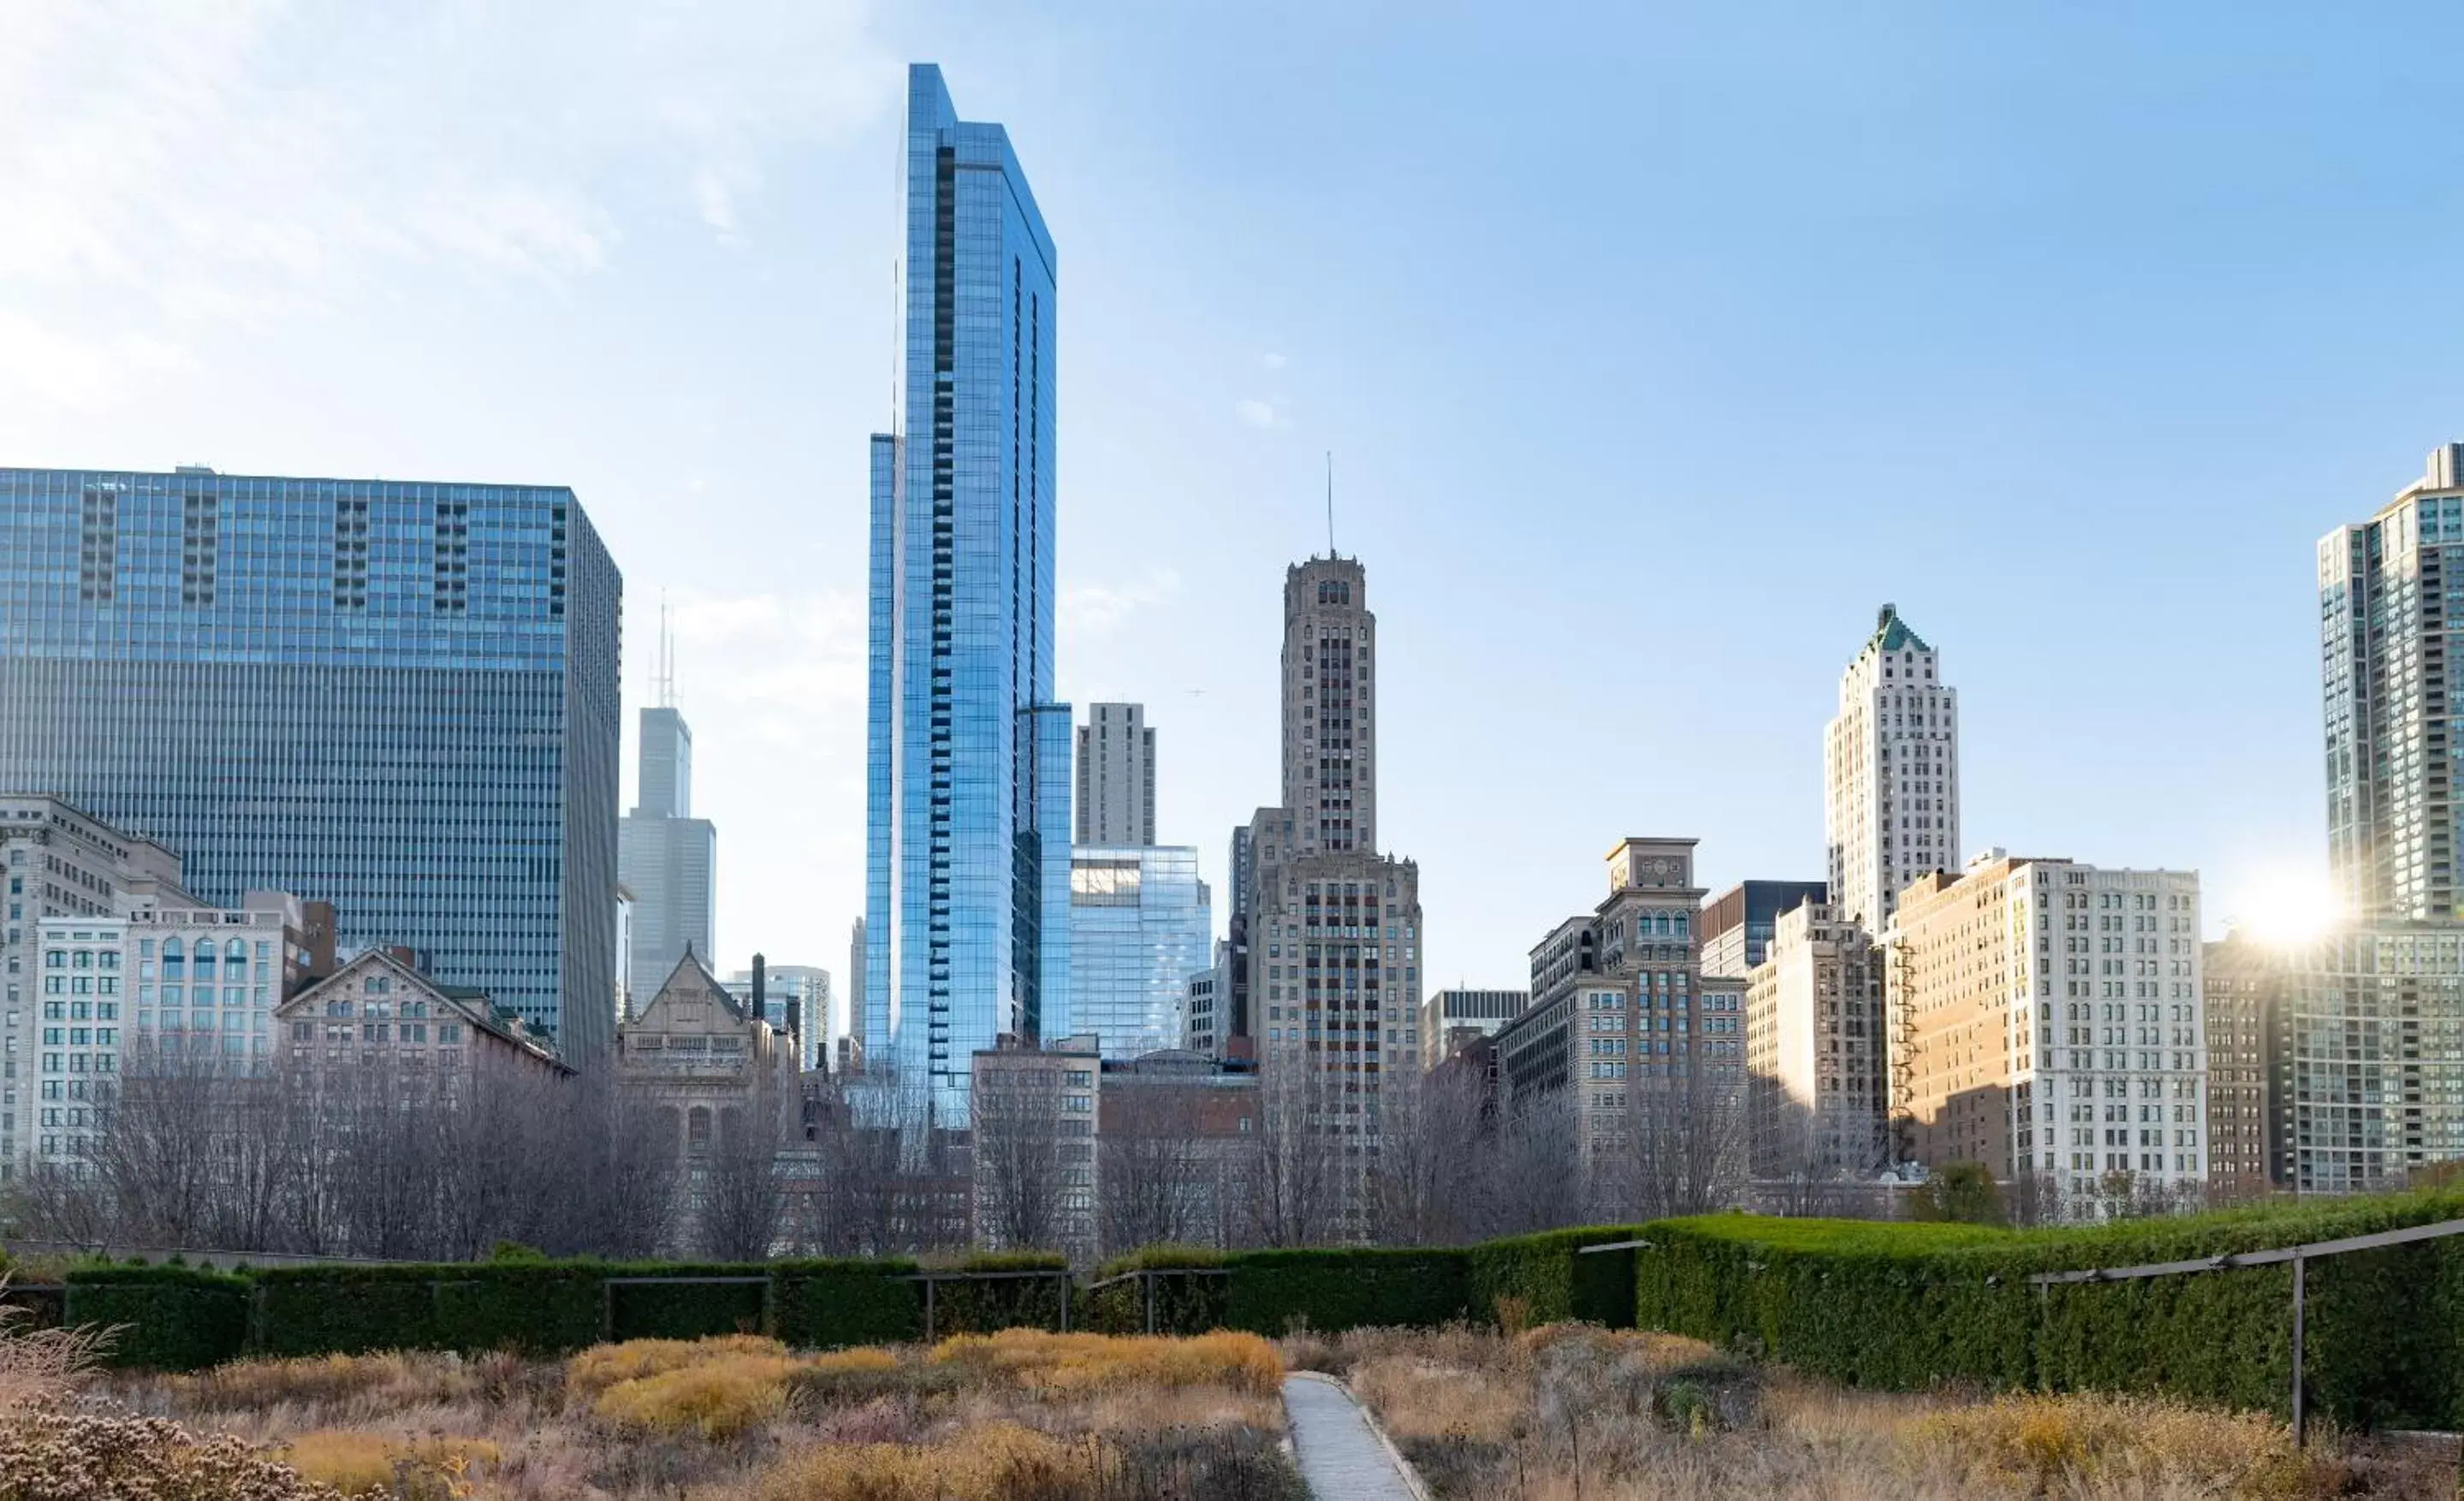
[1282,1372,1425,1500]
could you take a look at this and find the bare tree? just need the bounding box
[1602,1065,1749,1220]
[1245,1054,1351,1247]
[1098,1080,1225,1256]
[1474,1089,1587,1237]
[1369,1064,1487,1247]
[1759,1095,1894,1219]
[971,1058,1082,1255]
[695,1101,788,1260]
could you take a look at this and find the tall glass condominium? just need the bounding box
[0,467,621,1057]
[865,64,1069,1123]
[2323,443,2464,920]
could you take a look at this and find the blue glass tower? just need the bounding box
[865,64,1067,1124]
[0,467,622,1058]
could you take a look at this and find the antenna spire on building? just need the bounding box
[656,592,677,709]
[1325,450,1336,556]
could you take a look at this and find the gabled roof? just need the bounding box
[1864,602,1930,656]
[637,946,749,1024]
[276,947,566,1068]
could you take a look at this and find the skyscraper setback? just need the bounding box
[864,64,1069,1122]
[620,703,717,998]
[1824,604,1960,930]
[1238,555,1422,1235]
[0,467,621,1055]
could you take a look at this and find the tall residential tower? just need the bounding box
[0,467,621,1055]
[1074,703,1155,846]
[864,65,1069,1122]
[1824,604,1960,930]
[2323,443,2464,920]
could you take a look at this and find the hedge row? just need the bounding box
[56,1189,2464,1427]
[1628,1191,2464,1430]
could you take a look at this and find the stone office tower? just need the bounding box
[1240,555,1422,1240]
[1824,604,1961,930]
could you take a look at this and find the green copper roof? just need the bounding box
[1867,603,1929,655]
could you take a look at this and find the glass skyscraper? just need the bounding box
[1068,845,1212,1061]
[0,466,621,1057]
[865,64,1069,1123]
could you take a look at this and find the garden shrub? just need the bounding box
[63,1266,248,1371]
[772,1258,921,1349]
[1085,1248,1228,1336]
[1221,1247,1471,1335]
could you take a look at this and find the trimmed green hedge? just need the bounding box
[250,1262,611,1357]
[1469,1225,1650,1328]
[1221,1248,1471,1335]
[1086,1248,1229,1336]
[66,1266,248,1371]
[1627,1192,2464,1429]
[775,1259,922,1348]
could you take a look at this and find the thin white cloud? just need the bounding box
[0,0,894,409]
[1235,397,1285,430]
[1061,568,1185,638]
[1256,351,1289,370]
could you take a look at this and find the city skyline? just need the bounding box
[14,7,2456,1000]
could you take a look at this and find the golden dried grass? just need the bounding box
[733,1422,1112,1501]
[282,1428,502,1496]
[592,1353,800,1439]
[927,1328,1283,1397]
[565,1333,787,1397]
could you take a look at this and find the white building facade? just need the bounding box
[1888,853,2207,1209]
[1824,604,1961,931]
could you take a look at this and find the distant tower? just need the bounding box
[620,609,718,990]
[1075,703,1156,845]
[1279,556,1377,854]
[1823,604,1960,930]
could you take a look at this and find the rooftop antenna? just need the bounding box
[656,591,677,709]
[1325,450,1336,557]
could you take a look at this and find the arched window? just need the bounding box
[656,1106,682,1160]
[686,1106,712,1155]
[719,1106,745,1151]
[162,938,182,958]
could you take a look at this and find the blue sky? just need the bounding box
[8,2,2461,990]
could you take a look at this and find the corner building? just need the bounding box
[864,64,1069,1123]
[1886,852,2206,1209]
[0,468,620,1056]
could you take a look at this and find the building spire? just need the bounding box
[1325,450,1336,556]
[656,592,677,709]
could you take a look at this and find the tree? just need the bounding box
[1097,1080,1226,1256]
[971,1056,1085,1256]
[1913,1161,2006,1225]
[1603,1065,1749,1221]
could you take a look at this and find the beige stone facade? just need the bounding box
[615,951,800,1164]
[275,948,569,1088]
[1745,902,1887,1179]
[1886,853,2205,1209]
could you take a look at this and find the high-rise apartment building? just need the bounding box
[1074,704,1155,846]
[1067,845,1210,1061]
[1886,852,2206,1207]
[1418,988,1528,1070]
[1825,605,1959,931]
[1700,880,1829,978]
[722,964,830,1075]
[2322,444,2464,920]
[1744,901,1886,1178]
[620,705,717,994]
[864,65,1070,1122]
[2267,927,2464,1194]
[2200,931,2277,1201]
[1241,555,1422,1237]
[0,468,621,1055]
